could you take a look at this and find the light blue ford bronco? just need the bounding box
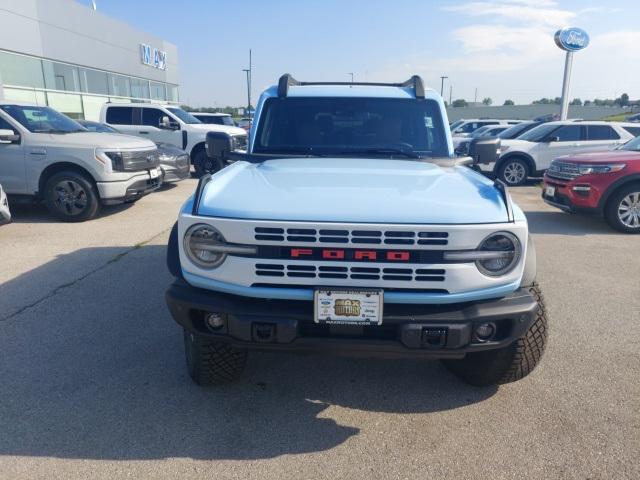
[165,75,547,387]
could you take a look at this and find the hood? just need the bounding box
[558,149,640,163]
[500,139,535,151]
[197,158,510,224]
[190,123,247,136]
[34,132,156,150]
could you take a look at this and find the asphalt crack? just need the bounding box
[0,227,171,323]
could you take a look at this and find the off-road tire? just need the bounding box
[43,170,100,222]
[184,329,247,385]
[603,183,640,233]
[497,157,529,186]
[193,149,223,177]
[442,283,548,386]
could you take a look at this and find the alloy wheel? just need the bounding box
[503,162,526,185]
[617,191,640,229]
[53,179,88,216]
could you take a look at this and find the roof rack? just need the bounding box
[277,74,426,99]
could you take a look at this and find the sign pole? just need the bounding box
[559,51,573,120]
[554,27,589,120]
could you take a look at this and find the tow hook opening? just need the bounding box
[421,327,448,349]
[252,323,277,343]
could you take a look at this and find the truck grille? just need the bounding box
[255,263,446,282]
[547,161,580,181]
[254,227,448,246]
[122,149,160,171]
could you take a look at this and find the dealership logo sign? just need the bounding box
[554,27,589,52]
[140,44,167,70]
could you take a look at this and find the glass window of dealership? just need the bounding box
[0,49,179,120]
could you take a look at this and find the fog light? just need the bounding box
[205,312,225,331]
[475,322,496,341]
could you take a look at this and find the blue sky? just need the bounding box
[82,0,640,107]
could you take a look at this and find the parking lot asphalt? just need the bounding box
[0,180,638,480]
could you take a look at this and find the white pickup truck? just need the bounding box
[0,102,161,222]
[100,103,247,177]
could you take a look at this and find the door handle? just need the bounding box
[139,131,149,134]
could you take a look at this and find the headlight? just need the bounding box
[475,232,521,276]
[578,164,626,175]
[184,224,228,269]
[443,232,521,276]
[104,152,124,171]
[183,224,258,269]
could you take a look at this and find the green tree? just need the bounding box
[569,98,582,106]
[452,99,468,107]
[503,99,514,106]
[482,97,492,106]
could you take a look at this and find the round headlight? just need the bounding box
[476,232,521,277]
[184,224,227,269]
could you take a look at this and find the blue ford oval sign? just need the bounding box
[554,27,590,52]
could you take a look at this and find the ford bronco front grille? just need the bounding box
[254,227,449,245]
[255,263,446,282]
[547,161,581,181]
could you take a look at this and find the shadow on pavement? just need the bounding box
[8,201,134,224]
[0,245,497,461]
[525,210,615,236]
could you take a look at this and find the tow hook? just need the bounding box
[252,323,277,343]
[421,327,448,348]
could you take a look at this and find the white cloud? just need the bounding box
[443,1,575,28]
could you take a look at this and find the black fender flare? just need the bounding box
[167,222,184,280]
[597,174,640,212]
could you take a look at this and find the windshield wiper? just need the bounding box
[339,148,422,159]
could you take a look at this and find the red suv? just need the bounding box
[542,136,640,233]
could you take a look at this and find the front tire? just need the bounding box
[497,157,529,186]
[604,184,640,233]
[43,171,100,222]
[184,329,247,385]
[442,283,548,386]
[193,149,223,178]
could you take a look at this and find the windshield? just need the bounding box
[620,136,640,151]
[198,115,234,126]
[449,120,464,130]
[470,126,491,138]
[498,122,534,139]
[0,105,86,133]
[80,121,120,133]
[253,97,449,158]
[167,108,202,124]
[518,123,559,142]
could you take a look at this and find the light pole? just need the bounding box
[242,49,252,117]
[348,72,354,83]
[440,76,448,97]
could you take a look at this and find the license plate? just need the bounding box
[545,185,555,197]
[314,289,383,325]
[149,168,160,179]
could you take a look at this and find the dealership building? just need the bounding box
[0,0,179,120]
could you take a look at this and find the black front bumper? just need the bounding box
[166,280,538,359]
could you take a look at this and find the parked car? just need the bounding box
[192,113,236,126]
[0,102,161,222]
[236,117,252,131]
[78,120,189,183]
[453,125,510,153]
[0,183,10,224]
[497,120,546,140]
[542,135,640,233]
[450,119,520,138]
[480,121,640,186]
[100,103,247,177]
[626,113,640,123]
[165,74,547,388]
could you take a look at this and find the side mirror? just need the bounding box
[159,116,179,130]
[469,137,501,165]
[206,132,241,161]
[0,129,19,144]
[547,136,560,143]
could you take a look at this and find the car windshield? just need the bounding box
[253,97,449,158]
[498,122,534,139]
[0,105,87,133]
[167,108,202,124]
[620,136,640,151]
[470,126,492,138]
[518,123,559,142]
[449,120,464,130]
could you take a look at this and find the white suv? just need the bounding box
[450,119,520,137]
[100,103,247,176]
[482,121,640,186]
[0,102,161,222]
